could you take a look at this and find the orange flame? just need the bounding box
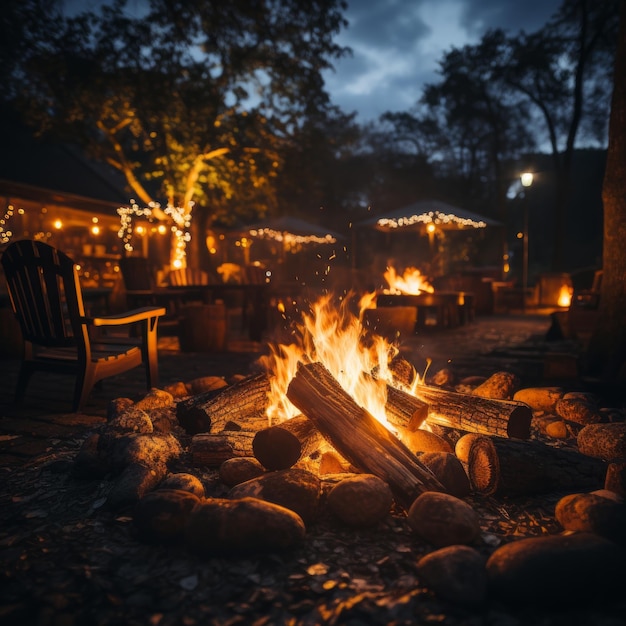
[558,284,573,307]
[260,292,404,427]
[383,265,434,295]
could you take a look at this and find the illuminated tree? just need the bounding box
[5,0,348,266]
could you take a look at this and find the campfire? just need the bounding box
[68,290,625,613]
[260,292,401,428]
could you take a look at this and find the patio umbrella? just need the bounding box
[355,200,502,280]
[243,215,344,261]
[357,199,501,233]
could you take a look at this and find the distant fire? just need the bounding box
[383,265,434,296]
[558,284,573,308]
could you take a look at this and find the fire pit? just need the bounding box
[377,291,474,329]
[367,265,475,331]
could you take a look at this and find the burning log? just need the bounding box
[177,374,271,434]
[191,431,256,467]
[366,371,428,430]
[252,415,327,471]
[385,383,429,431]
[465,435,607,496]
[286,361,446,509]
[411,385,532,439]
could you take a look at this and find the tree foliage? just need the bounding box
[379,0,619,272]
[4,0,349,262]
[498,0,619,269]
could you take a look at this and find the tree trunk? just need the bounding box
[585,0,626,381]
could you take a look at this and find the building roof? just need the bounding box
[0,110,131,211]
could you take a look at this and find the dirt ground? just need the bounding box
[1,312,625,625]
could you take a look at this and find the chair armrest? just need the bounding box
[87,306,167,326]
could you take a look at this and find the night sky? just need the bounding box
[324,0,563,122]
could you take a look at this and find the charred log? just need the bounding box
[385,383,429,431]
[177,374,271,435]
[190,432,256,467]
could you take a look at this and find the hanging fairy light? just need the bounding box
[117,200,193,267]
[117,200,155,252]
[164,201,193,269]
[377,210,487,230]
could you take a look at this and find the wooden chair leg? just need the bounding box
[14,363,35,405]
[143,318,160,389]
[74,367,97,413]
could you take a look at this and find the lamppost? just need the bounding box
[520,172,533,312]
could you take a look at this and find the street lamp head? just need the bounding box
[520,172,534,187]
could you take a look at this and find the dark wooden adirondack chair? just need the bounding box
[1,240,166,411]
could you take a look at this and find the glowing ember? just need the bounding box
[260,293,408,428]
[383,265,434,296]
[558,284,573,307]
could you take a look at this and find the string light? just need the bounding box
[117,200,192,267]
[116,200,154,252]
[249,227,336,254]
[164,202,193,268]
[377,210,487,230]
[0,204,16,244]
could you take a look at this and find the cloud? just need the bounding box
[325,0,563,122]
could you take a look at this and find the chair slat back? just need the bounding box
[1,240,86,348]
[168,267,210,286]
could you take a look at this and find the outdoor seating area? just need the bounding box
[2,4,625,626]
[116,256,274,345]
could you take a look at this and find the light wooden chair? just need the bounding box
[1,240,166,411]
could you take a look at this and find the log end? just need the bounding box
[253,426,302,471]
[467,436,499,495]
[506,405,533,439]
[407,405,429,431]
